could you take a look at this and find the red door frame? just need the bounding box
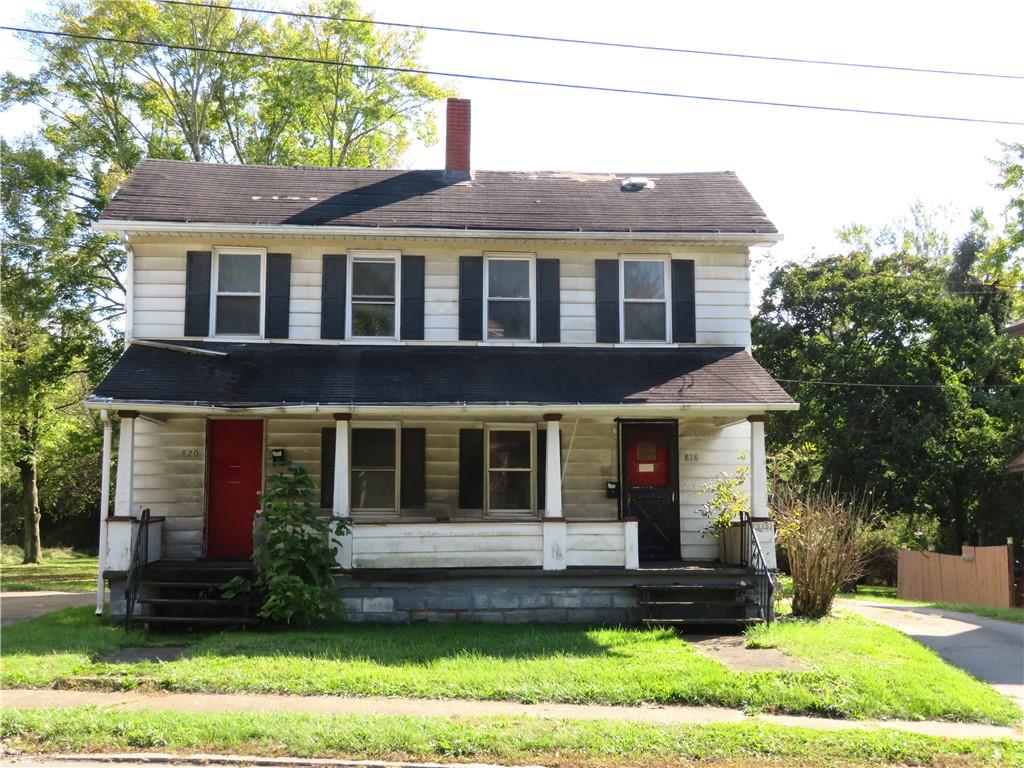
[206,419,264,559]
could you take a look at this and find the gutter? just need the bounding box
[93,219,783,246]
[85,399,799,415]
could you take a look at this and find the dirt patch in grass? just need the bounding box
[690,634,811,672]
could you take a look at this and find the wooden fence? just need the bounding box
[897,544,1015,608]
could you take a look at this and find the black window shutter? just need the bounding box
[595,259,620,343]
[321,254,347,339]
[400,255,425,340]
[458,428,484,509]
[536,258,560,343]
[265,253,291,339]
[400,427,426,508]
[458,256,483,341]
[184,251,212,337]
[671,259,697,343]
[320,427,336,509]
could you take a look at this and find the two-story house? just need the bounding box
[90,99,796,627]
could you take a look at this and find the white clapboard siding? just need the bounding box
[131,417,206,559]
[352,522,543,568]
[678,421,750,560]
[566,522,626,567]
[129,238,752,345]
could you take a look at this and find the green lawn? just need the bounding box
[777,578,1024,624]
[2,607,1018,725]
[2,707,1020,768]
[0,547,98,592]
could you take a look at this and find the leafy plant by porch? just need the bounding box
[3,607,1018,725]
[3,707,1020,768]
[226,462,349,625]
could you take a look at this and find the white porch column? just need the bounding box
[748,414,777,569]
[114,411,137,519]
[95,410,113,615]
[332,413,353,569]
[748,415,768,519]
[542,414,567,570]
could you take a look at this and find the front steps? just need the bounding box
[637,577,763,630]
[128,560,259,630]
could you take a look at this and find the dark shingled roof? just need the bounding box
[91,343,793,408]
[99,159,778,235]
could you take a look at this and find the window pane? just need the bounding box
[351,469,395,509]
[218,253,261,293]
[352,260,395,298]
[352,429,396,468]
[489,472,531,510]
[487,301,530,340]
[352,303,395,337]
[489,430,531,469]
[215,295,260,334]
[623,261,665,300]
[624,302,667,341]
[488,260,530,298]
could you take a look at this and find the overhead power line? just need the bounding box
[774,377,1019,391]
[156,0,1024,82]
[4,25,1023,127]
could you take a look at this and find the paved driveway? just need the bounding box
[839,599,1024,711]
[1,591,95,626]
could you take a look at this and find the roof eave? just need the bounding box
[93,219,782,246]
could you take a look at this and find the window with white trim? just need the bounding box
[351,426,398,514]
[620,257,670,342]
[485,425,534,515]
[485,254,534,341]
[348,251,399,339]
[213,247,265,336]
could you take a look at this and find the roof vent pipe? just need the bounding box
[445,98,471,178]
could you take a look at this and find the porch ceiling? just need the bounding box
[88,342,796,412]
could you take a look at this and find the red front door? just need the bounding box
[207,419,263,558]
[621,422,679,562]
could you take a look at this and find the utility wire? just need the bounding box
[3,24,1023,127]
[774,378,1019,391]
[156,0,1024,82]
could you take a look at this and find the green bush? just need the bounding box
[227,462,349,625]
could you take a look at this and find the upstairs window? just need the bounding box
[485,255,534,341]
[349,252,398,339]
[213,248,264,336]
[621,258,669,342]
[486,425,534,515]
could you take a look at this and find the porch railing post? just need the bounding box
[332,414,353,569]
[95,410,113,615]
[114,411,138,519]
[542,414,566,570]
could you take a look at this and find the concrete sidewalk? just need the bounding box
[0,591,95,626]
[2,687,1020,741]
[838,599,1024,711]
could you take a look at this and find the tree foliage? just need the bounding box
[754,196,1024,552]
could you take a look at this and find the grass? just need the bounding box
[1,707,1021,768]
[777,578,1024,624]
[2,607,1019,725]
[0,546,98,592]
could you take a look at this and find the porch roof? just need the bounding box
[88,342,795,410]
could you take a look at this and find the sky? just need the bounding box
[2,0,1023,286]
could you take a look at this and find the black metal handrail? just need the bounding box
[740,511,775,624]
[124,508,151,628]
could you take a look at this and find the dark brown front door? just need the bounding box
[621,422,679,561]
[207,419,263,558]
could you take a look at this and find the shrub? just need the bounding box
[226,462,349,625]
[773,484,875,618]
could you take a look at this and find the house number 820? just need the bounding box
[181,449,201,458]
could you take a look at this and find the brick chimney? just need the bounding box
[445,98,471,176]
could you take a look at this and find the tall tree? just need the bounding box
[753,213,1024,551]
[1,139,115,562]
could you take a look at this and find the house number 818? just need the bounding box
[683,452,699,462]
